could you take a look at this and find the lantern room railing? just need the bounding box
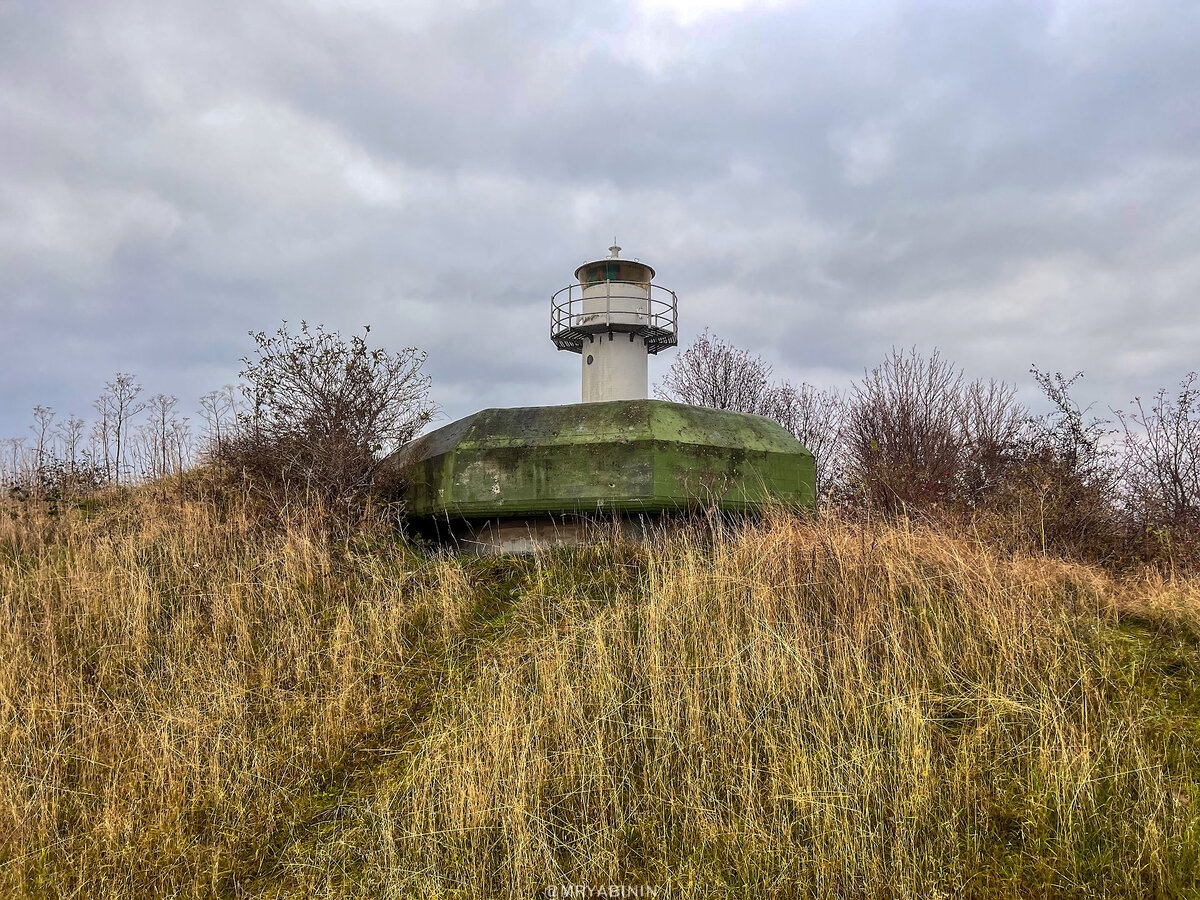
[550,281,678,354]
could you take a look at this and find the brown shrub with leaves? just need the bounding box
[214,321,434,515]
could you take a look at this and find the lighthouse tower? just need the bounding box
[550,242,678,402]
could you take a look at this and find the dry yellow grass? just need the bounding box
[1,492,1198,898]
[0,492,491,896]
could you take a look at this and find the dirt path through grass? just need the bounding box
[225,554,541,898]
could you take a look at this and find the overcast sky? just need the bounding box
[2,0,1199,443]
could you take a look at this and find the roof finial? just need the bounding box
[609,238,621,259]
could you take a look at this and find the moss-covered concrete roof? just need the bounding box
[391,399,815,518]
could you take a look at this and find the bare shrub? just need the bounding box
[1028,368,1115,486]
[955,367,1123,564]
[199,385,238,451]
[10,457,108,502]
[93,373,146,485]
[29,405,55,496]
[216,321,435,511]
[959,377,1027,500]
[1117,373,1200,549]
[655,328,776,414]
[844,347,969,511]
[844,343,1051,525]
[1002,368,1125,561]
[55,414,86,471]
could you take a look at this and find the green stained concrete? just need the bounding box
[392,399,815,518]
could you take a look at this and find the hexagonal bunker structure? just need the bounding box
[391,399,814,552]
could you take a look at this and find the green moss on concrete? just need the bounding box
[391,399,815,518]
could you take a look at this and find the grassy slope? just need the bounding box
[1,491,1198,898]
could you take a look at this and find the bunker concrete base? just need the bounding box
[413,514,656,555]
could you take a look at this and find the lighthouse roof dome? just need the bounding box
[573,257,656,282]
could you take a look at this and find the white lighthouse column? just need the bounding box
[582,332,648,402]
[552,242,673,404]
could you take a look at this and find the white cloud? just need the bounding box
[175,99,407,212]
[0,182,181,282]
[832,120,897,186]
[635,0,797,27]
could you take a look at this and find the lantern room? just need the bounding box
[550,242,678,403]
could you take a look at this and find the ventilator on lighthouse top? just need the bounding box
[550,241,678,403]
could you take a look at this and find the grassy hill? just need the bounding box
[2,489,1198,898]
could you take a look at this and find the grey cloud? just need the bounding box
[2,0,1199,444]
